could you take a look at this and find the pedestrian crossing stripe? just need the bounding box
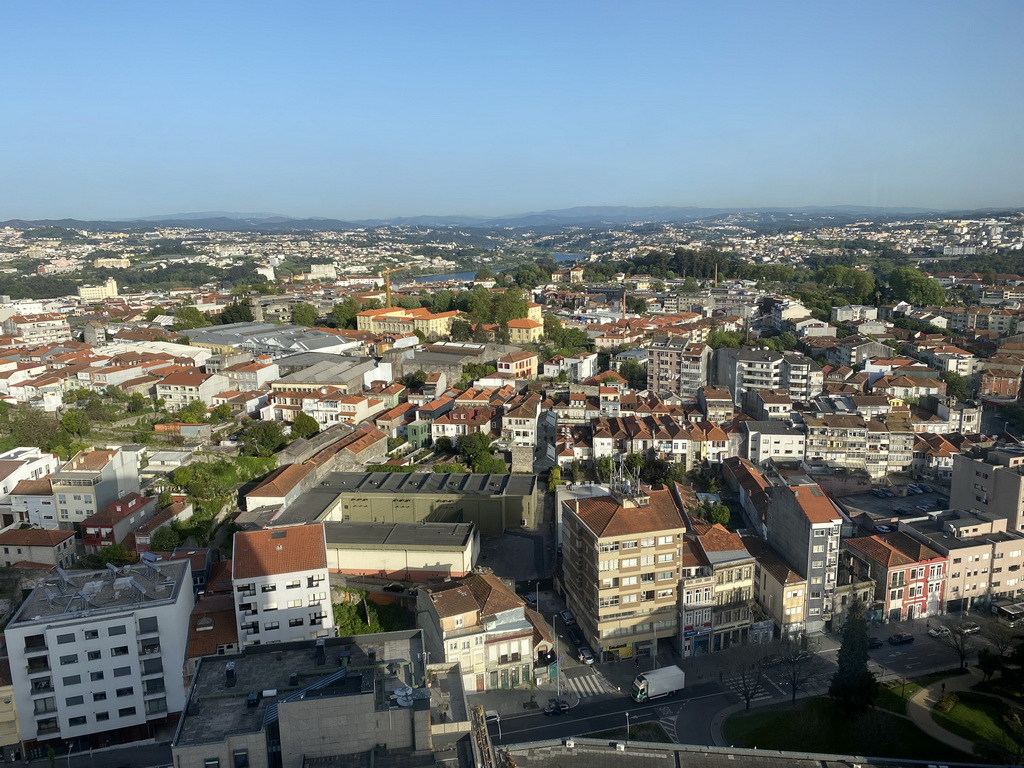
[563,672,617,698]
[722,674,774,701]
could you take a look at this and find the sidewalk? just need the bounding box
[905,666,980,754]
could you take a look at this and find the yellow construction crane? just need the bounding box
[381,265,411,308]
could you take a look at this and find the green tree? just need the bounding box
[149,526,180,552]
[618,360,647,390]
[625,295,647,314]
[220,301,254,324]
[456,432,492,464]
[403,370,428,389]
[475,268,494,281]
[474,452,508,474]
[291,302,319,327]
[434,436,454,454]
[570,459,584,482]
[828,599,878,712]
[158,489,173,508]
[492,286,530,325]
[707,330,742,349]
[144,306,163,321]
[126,392,150,413]
[708,504,730,525]
[596,455,614,482]
[449,318,473,341]
[291,411,320,440]
[172,306,212,331]
[60,409,90,437]
[888,266,946,306]
[97,542,134,566]
[10,408,60,450]
[177,400,209,423]
[623,452,645,477]
[331,297,362,329]
[547,465,562,492]
[940,370,968,401]
[240,420,288,457]
[210,403,232,422]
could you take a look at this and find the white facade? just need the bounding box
[4,559,194,743]
[51,450,141,528]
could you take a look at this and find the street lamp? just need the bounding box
[624,711,630,747]
[67,743,72,768]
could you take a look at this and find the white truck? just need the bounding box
[630,665,686,702]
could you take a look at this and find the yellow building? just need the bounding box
[355,307,459,339]
[0,660,20,761]
[506,318,543,345]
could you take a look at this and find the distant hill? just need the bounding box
[131,211,290,222]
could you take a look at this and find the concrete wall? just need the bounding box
[326,543,475,580]
[324,492,535,534]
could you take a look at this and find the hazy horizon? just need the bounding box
[3,1,1022,221]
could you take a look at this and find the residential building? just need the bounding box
[231,524,333,646]
[0,528,75,568]
[742,534,807,639]
[0,660,20,763]
[686,521,756,652]
[5,558,194,747]
[647,338,711,396]
[505,318,544,345]
[803,414,868,469]
[901,510,1024,611]
[51,450,141,530]
[951,446,1024,532]
[80,493,160,554]
[741,421,805,467]
[77,278,119,302]
[1,314,71,345]
[713,348,822,405]
[418,573,551,692]
[155,371,229,409]
[831,305,878,324]
[355,306,459,338]
[561,485,686,661]
[765,484,843,633]
[496,350,538,378]
[843,532,946,622]
[0,447,60,530]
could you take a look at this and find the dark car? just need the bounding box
[868,636,884,649]
[760,653,785,667]
[568,626,585,646]
[957,622,981,635]
[544,699,570,716]
[888,632,915,645]
[382,583,405,593]
[790,651,811,663]
[918,483,934,493]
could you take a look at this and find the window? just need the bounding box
[142,658,163,675]
[621,594,637,603]
[287,599,302,608]
[111,646,129,657]
[65,695,84,706]
[118,707,136,717]
[599,560,617,572]
[205,760,220,768]
[69,716,87,727]
[454,616,464,628]
[289,618,304,627]
[59,654,78,665]
[114,666,131,678]
[233,752,249,768]
[62,675,80,686]
[640,538,655,547]
[621,576,637,586]
[93,692,106,702]
[621,558,638,568]
[90,671,104,681]
[95,712,109,722]
[116,687,133,698]
[56,633,75,644]
[88,650,101,661]
[657,553,674,563]
[108,625,126,636]
[138,616,158,633]
[658,571,674,581]
[621,540,638,550]
[640,555,656,566]
[658,536,673,545]
[264,622,279,631]
[84,629,98,640]
[261,584,276,593]
[286,580,300,589]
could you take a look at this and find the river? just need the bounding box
[411,253,584,284]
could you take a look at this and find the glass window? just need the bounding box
[108,626,126,636]
[111,646,129,657]
[93,692,106,702]
[118,707,136,717]
[114,667,132,678]
[116,687,133,698]
[88,650,101,661]
[95,712,109,722]
[84,630,99,640]
[68,716,87,727]
[59,654,78,665]
[62,675,80,686]
[65,696,84,707]
[138,616,158,633]
[56,633,75,644]
[90,671,104,681]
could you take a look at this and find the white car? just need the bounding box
[928,626,950,638]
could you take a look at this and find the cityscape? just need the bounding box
[2,2,1023,768]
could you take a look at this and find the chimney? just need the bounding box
[226,661,236,687]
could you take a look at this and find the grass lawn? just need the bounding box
[876,668,970,715]
[932,692,1024,756]
[724,697,973,763]
[585,723,671,743]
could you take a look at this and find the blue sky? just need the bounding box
[3,1,1022,220]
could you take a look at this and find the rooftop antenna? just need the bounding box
[55,566,73,590]
[42,587,59,607]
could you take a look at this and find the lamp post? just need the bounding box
[624,711,630,747]
[66,744,72,768]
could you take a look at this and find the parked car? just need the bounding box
[906,485,923,495]
[874,525,894,534]
[872,489,886,498]
[520,594,537,606]
[868,637,884,649]
[382,583,405,593]
[485,710,501,724]
[544,699,570,716]
[577,645,596,665]
[888,632,915,645]
[957,622,981,635]
[882,489,895,498]
[559,609,576,626]
[928,626,951,638]
[760,653,785,667]
[568,626,585,646]
[918,483,934,493]
[790,651,811,663]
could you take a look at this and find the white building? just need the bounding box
[4,558,194,746]
[51,450,141,530]
[232,524,333,646]
[155,371,229,409]
[0,447,60,531]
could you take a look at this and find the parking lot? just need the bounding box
[837,485,951,532]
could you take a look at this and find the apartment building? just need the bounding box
[950,446,1024,532]
[0,447,60,530]
[742,534,807,639]
[561,485,686,661]
[501,393,541,448]
[831,305,878,324]
[647,338,711,396]
[714,348,822,405]
[0,528,75,568]
[901,510,1024,611]
[155,371,229,409]
[741,389,793,421]
[4,558,193,747]
[505,318,544,345]
[51,450,141,530]
[232,524,333,646]
[431,406,496,443]
[1,314,71,345]
[741,421,805,467]
[355,306,459,338]
[766,485,843,633]
[803,414,868,469]
[417,573,551,692]
[686,521,756,652]
[843,532,946,622]
[496,350,539,378]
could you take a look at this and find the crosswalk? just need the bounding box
[722,672,786,702]
[561,670,619,699]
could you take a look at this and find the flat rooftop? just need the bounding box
[324,521,475,551]
[175,631,424,748]
[11,559,189,626]
[902,513,1023,550]
[274,472,537,526]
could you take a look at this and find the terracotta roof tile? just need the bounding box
[232,523,327,579]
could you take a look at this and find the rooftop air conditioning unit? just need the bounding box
[615,743,625,752]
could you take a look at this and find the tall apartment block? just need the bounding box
[647,339,711,397]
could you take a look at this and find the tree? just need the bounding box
[60,409,90,437]
[570,459,584,483]
[623,452,645,477]
[220,301,254,324]
[158,489,173,508]
[618,360,647,390]
[149,526,180,552]
[210,403,232,422]
[475,268,494,281]
[939,624,976,668]
[547,465,562,492]
[332,297,362,329]
[456,432,492,464]
[474,452,508,474]
[177,400,209,424]
[707,330,743,349]
[449,318,473,341]
[708,504,730,526]
[492,286,530,325]
[240,420,288,457]
[172,306,212,331]
[97,542,134,566]
[940,370,968,401]
[10,407,60,450]
[291,302,319,327]
[888,266,946,306]
[291,411,320,441]
[828,599,879,712]
[625,296,647,314]
[126,392,150,413]
[779,642,825,703]
[403,370,428,389]
[726,647,768,711]
[434,436,453,454]
[978,647,1002,682]
[596,455,614,482]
